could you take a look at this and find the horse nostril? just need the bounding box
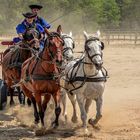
[95,61,103,70]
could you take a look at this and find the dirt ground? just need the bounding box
[0,46,140,140]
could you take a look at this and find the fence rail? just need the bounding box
[0,31,140,46]
[0,31,140,64]
[74,32,140,46]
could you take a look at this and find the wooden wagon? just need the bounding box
[0,41,15,110]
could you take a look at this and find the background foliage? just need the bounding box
[0,0,139,34]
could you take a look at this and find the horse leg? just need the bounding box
[21,85,40,124]
[17,87,25,105]
[51,90,61,128]
[76,95,90,136]
[85,99,92,113]
[21,91,26,105]
[9,87,15,106]
[35,94,45,127]
[27,98,32,106]
[6,78,14,106]
[60,89,67,123]
[88,96,103,126]
[67,93,78,123]
[42,94,51,112]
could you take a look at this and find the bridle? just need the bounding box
[62,35,75,57]
[39,32,64,62]
[22,28,40,49]
[85,37,103,65]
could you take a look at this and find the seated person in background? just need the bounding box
[29,4,51,31]
[14,12,44,51]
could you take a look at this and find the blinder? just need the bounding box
[101,42,105,50]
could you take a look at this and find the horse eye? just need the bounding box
[62,41,65,46]
[86,46,90,50]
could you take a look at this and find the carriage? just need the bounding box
[0,40,24,110]
[0,41,13,110]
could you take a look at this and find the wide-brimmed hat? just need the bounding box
[22,12,37,18]
[29,4,43,10]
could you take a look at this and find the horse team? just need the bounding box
[2,25,107,136]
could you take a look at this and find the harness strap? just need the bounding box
[70,76,107,82]
[25,58,33,82]
[31,74,58,81]
[24,56,37,82]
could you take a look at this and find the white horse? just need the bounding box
[64,31,107,135]
[59,31,75,122]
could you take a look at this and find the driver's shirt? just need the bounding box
[35,16,51,29]
[13,20,44,44]
[16,19,44,34]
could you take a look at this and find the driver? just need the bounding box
[14,12,44,51]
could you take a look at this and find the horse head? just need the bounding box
[44,25,64,66]
[56,27,75,61]
[83,30,104,70]
[22,28,40,49]
[60,31,75,61]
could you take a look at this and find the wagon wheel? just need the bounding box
[0,79,8,110]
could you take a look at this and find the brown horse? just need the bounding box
[20,25,64,129]
[2,28,40,105]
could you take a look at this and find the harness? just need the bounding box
[63,38,108,94]
[61,35,75,61]
[24,32,63,82]
[6,43,32,69]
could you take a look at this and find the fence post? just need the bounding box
[0,52,3,65]
[134,32,137,45]
[107,32,110,45]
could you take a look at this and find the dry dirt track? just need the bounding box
[0,46,140,140]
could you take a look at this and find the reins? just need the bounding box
[24,32,64,82]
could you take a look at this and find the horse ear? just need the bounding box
[69,31,72,37]
[95,30,101,38]
[83,31,89,40]
[57,25,62,35]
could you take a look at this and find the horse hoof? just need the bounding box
[34,119,40,124]
[88,115,102,126]
[88,119,95,125]
[20,101,25,105]
[88,118,99,126]
[51,122,59,129]
[84,128,92,137]
[10,101,15,106]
